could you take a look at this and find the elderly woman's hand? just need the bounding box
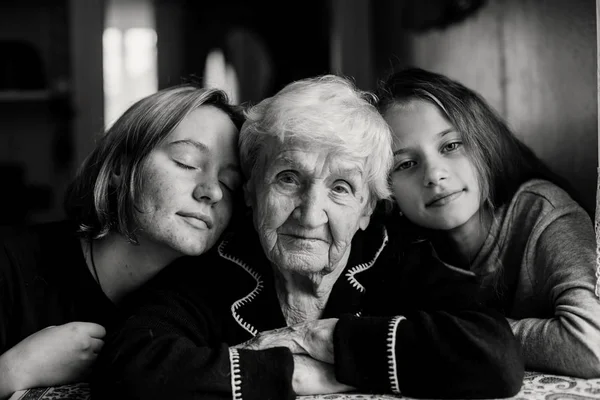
[292,354,354,395]
[232,318,338,364]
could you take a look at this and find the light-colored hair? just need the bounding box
[239,74,393,202]
[64,83,244,243]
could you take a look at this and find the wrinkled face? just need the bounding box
[384,100,482,231]
[246,139,373,276]
[134,105,241,258]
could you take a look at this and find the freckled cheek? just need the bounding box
[142,183,186,221]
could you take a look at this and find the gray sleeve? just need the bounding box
[510,204,600,378]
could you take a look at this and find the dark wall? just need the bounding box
[0,1,73,225]
[179,0,331,104]
[372,0,597,216]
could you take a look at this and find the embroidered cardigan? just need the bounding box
[92,222,524,400]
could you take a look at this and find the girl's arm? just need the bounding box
[0,322,105,399]
[511,206,600,378]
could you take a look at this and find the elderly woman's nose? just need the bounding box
[192,173,224,204]
[293,187,328,228]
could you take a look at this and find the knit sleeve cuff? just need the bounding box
[229,347,296,400]
[333,315,405,394]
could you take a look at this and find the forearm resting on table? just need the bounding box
[509,316,600,378]
[0,348,24,399]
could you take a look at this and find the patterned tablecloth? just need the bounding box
[9,371,600,400]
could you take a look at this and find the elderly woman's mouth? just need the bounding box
[279,234,330,247]
[281,233,328,241]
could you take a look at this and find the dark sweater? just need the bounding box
[0,220,115,354]
[92,222,524,400]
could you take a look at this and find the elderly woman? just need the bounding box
[92,75,524,400]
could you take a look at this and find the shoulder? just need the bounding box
[0,220,77,255]
[511,179,580,210]
[142,235,263,301]
[150,247,230,286]
[504,179,588,225]
[0,220,81,291]
[0,219,75,241]
[493,179,593,255]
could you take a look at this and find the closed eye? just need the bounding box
[221,176,242,193]
[220,176,242,193]
[174,160,196,170]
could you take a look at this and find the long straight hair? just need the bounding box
[377,67,576,215]
[375,68,582,293]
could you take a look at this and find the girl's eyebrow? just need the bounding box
[393,128,455,156]
[437,128,455,138]
[169,139,209,153]
[393,148,409,157]
[169,139,240,171]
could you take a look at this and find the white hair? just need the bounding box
[239,74,393,201]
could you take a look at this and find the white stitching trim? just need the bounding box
[387,315,405,395]
[595,219,600,298]
[594,167,600,298]
[218,240,264,336]
[345,228,389,292]
[229,348,243,400]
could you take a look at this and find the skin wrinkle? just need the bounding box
[246,140,372,325]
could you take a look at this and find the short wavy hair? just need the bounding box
[64,83,244,243]
[239,74,393,203]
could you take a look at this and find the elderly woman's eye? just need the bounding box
[277,171,299,185]
[332,181,352,194]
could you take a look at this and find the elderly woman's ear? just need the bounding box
[243,180,255,209]
[358,200,377,231]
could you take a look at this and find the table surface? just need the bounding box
[9,371,600,400]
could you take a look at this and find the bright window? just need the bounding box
[103,0,157,130]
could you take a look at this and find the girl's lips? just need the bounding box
[426,190,463,207]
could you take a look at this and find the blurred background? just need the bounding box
[0,0,597,224]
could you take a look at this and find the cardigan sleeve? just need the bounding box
[333,308,524,399]
[330,237,524,399]
[91,284,295,400]
[510,204,600,378]
[0,243,14,354]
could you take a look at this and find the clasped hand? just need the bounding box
[232,318,353,395]
[232,317,337,363]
